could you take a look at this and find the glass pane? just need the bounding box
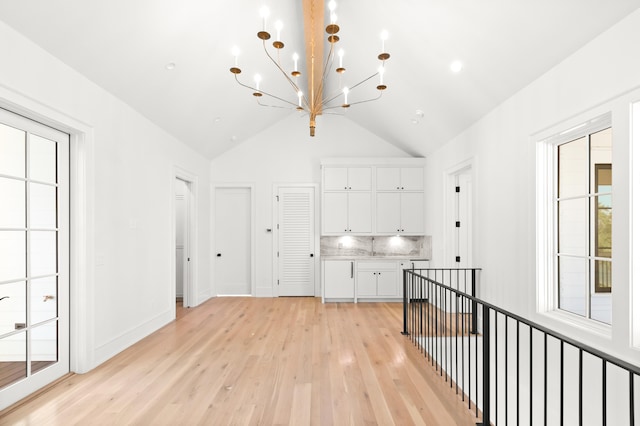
[30,231,57,276]
[31,322,58,374]
[0,122,26,178]
[0,231,26,282]
[29,183,57,229]
[29,134,56,184]
[558,198,587,255]
[591,260,612,324]
[0,177,25,228]
[595,195,612,258]
[31,277,57,324]
[590,128,612,194]
[558,136,587,198]
[0,281,26,335]
[0,331,27,390]
[558,256,587,317]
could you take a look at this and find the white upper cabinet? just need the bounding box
[321,159,424,236]
[376,192,424,234]
[323,192,372,234]
[376,167,423,191]
[324,167,372,191]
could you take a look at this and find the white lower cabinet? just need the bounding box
[356,261,399,299]
[322,260,355,301]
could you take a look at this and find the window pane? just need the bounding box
[594,260,612,293]
[0,331,26,390]
[558,136,587,198]
[31,322,58,373]
[558,198,587,255]
[29,183,57,229]
[0,281,26,335]
[595,195,612,258]
[590,128,612,194]
[0,231,26,282]
[558,256,586,317]
[0,123,26,178]
[29,134,56,184]
[30,231,57,276]
[30,276,57,324]
[0,177,25,228]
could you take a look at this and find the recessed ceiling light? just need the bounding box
[450,60,463,73]
[165,62,176,70]
[214,117,221,124]
[230,135,237,142]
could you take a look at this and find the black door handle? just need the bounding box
[216,253,222,257]
[310,254,314,257]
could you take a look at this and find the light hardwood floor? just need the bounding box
[1,298,478,425]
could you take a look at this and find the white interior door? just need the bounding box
[215,187,251,296]
[0,108,69,410]
[277,187,315,296]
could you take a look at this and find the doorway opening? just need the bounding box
[173,170,197,315]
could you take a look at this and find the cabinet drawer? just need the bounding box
[356,261,398,271]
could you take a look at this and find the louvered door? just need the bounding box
[277,187,315,296]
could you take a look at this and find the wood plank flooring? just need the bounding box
[0,297,478,425]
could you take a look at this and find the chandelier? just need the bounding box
[229,0,390,137]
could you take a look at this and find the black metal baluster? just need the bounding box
[517,320,520,426]
[579,350,583,426]
[544,333,548,426]
[630,371,635,426]
[505,315,508,425]
[560,342,564,426]
[495,310,498,426]
[602,359,607,426]
[480,304,491,426]
[530,328,533,426]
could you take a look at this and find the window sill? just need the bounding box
[538,309,612,340]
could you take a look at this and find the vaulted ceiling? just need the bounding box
[0,0,638,159]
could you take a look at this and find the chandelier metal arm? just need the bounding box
[260,41,309,108]
[323,90,383,110]
[321,71,380,105]
[233,74,301,108]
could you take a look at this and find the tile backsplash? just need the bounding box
[320,235,431,259]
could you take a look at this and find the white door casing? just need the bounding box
[277,186,315,297]
[444,161,474,268]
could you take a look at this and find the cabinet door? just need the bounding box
[324,167,348,190]
[375,192,400,233]
[348,192,372,233]
[356,271,377,296]
[377,271,398,296]
[401,167,424,191]
[323,192,349,233]
[324,260,354,298]
[348,167,372,191]
[400,192,424,234]
[376,167,400,190]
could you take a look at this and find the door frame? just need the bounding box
[272,183,320,297]
[443,159,475,268]
[172,168,198,312]
[212,184,255,296]
[0,88,96,378]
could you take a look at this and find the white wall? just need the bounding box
[424,9,640,365]
[0,20,212,370]
[210,114,410,297]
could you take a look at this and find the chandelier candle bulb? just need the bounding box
[381,30,389,54]
[298,90,303,107]
[338,49,344,68]
[343,87,348,104]
[275,20,283,41]
[260,6,269,31]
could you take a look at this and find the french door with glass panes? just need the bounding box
[0,108,69,410]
